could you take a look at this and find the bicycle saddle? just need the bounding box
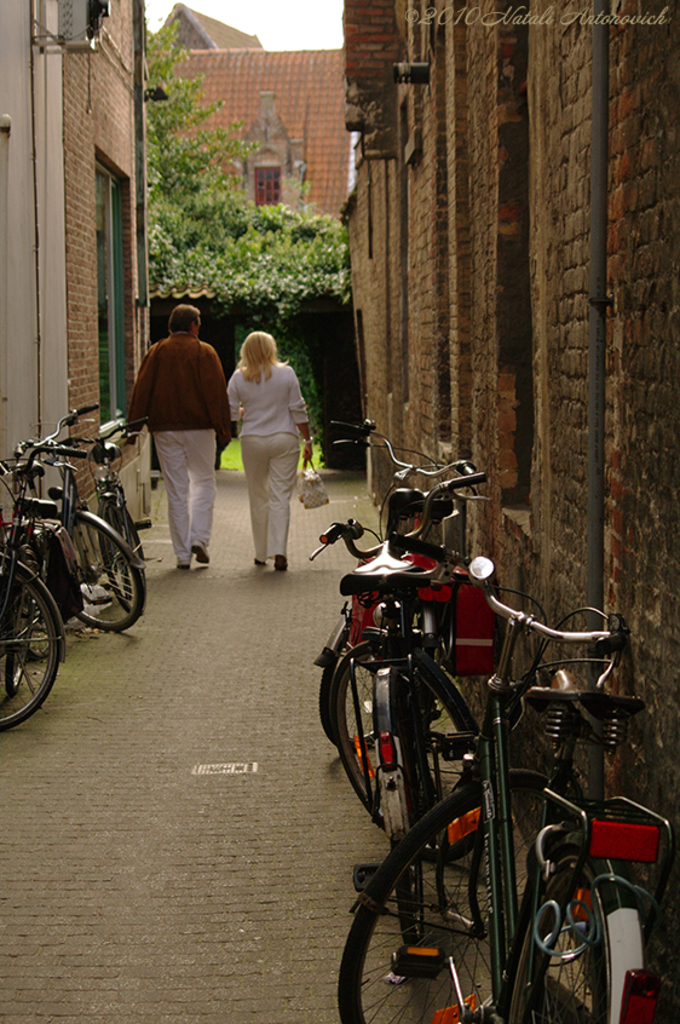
[526,669,645,720]
[340,543,436,596]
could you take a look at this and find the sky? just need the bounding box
[143,0,345,50]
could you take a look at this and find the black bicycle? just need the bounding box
[338,557,675,1024]
[315,419,487,744]
[0,452,68,729]
[15,407,146,632]
[85,417,151,562]
[312,471,492,844]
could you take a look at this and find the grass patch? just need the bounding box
[220,439,324,471]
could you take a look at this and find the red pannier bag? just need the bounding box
[436,567,496,676]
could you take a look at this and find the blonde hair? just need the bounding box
[238,331,286,382]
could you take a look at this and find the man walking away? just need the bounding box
[128,304,231,569]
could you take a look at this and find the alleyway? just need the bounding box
[0,468,387,1023]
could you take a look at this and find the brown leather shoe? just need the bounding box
[191,542,210,564]
[274,555,288,571]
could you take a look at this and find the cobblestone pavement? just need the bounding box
[0,467,389,1023]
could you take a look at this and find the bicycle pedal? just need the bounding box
[134,518,153,531]
[391,945,445,979]
[352,863,380,892]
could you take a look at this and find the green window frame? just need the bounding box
[96,167,126,423]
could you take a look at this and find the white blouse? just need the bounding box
[227,363,308,437]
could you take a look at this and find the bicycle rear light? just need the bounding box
[619,969,660,1024]
[447,807,480,845]
[589,820,660,863]
[379,731,397,769]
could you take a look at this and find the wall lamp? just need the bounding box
[144,87,168,102]
[393,63,430,85]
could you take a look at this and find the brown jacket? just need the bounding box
[128,333,231,446]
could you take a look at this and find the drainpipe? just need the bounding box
[133,0,148,310]
[29,16,43,438]
[587,1,610,801]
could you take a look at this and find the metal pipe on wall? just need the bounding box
[587,1,611,801]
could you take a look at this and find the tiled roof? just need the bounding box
[167,5,262,49]
[180,49,351,217]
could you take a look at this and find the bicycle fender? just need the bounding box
[74,509,145,571]
[413,648,479,733]
[590,856,644,1024]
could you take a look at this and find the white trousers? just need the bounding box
[154,429,216,565]
[240,432,300,561]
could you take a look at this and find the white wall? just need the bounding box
[0,0,68,460]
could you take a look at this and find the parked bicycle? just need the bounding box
[15,407,146,631]
[0,449,69,729]
[338,555,674,1024]
[315,419,488,744]
[85,417,152,562]
[312,469,495,844]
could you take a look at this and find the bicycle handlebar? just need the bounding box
[330,420,480,481]
[98,417,148,441]
[468,556,616,644]
[310,471,487,564]
[13,403,101,456]
[388,533,447,563]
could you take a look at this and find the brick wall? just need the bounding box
[62,0,142,425]
[345,0,680,1002]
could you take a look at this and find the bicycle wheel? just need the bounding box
[329,639,381,812]
[331,643,475,817]
[98,496,145,561]
[72,512,145,631]
[0,566,64,730]
[506,844,640,1024]
[338,770,547,1024]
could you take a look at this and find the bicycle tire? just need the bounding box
[330,642,476,817]
[329,639,381,811]
[506,843,643,1024]
[319,659,339,743]
[338,770,547,1024]
[98,496,145,561]
[0,565,64,730]
[72,512,145,631]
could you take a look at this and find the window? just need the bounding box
[255,166,281,206]
[96,167,126,422]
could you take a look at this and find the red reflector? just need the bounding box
[589,820,660,862]
[620,970,659,1024]
[379,731,396,767]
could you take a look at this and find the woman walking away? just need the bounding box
[228,332,312,571]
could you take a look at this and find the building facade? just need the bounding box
[344,0,680,1001]
[1,0,150,515]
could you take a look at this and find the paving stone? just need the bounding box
[0,468,388,1022]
